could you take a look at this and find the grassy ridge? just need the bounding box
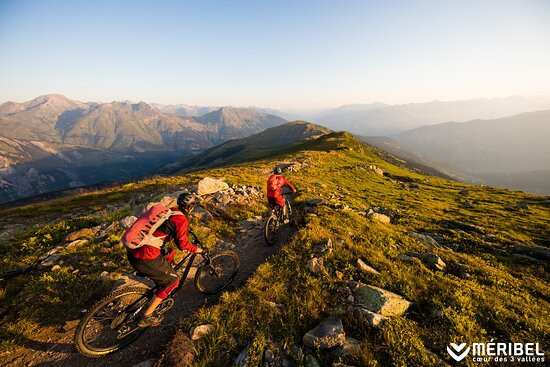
[174,133,549,366]
[0,132,548,366]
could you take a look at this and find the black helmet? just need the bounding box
[177,191,199,209]
[273,166,282,174]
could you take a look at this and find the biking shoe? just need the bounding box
[138,313,164,328]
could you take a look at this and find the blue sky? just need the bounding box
[0,0,549,108]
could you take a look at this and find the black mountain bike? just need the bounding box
[264,194,294,245]
[74,229,239,357]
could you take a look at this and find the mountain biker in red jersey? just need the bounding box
[126,192,203,327]
[266,166,296,221]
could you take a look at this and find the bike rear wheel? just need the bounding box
[74,286,151,357]
[264,214,279,245]
[194,251,240,295]
[285,200,295,226]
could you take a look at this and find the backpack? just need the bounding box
[267,175,279,192]
[122,204,178,250]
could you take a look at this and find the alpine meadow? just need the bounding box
[0,1,549,367]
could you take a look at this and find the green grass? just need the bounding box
[0,132,548,366]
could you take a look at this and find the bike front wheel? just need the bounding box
[194,251,240,295]
[74,286,151,357]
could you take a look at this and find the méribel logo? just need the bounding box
[447,342,471,362]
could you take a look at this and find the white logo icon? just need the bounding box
[447,342,470,362]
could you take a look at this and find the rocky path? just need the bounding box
[2,221,296,367]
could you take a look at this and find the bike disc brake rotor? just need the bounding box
[157,298,175,314]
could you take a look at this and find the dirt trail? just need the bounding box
[2,222,296,367]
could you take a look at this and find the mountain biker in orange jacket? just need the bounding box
[126,192,203,327]
[266,166,296,220]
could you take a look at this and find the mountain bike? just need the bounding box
[74,229,239,357]
[264,194,294,246]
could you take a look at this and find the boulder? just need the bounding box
[356,259,380,274]
[440,220,484,233]
[120,216,138,229]
[189,324,214,340]
[458,189,469,195]
[406,252,446,271]
[308,257,325,274]
[197,177,229,196]
[353,306,387,326]
[408,232,440,249]
[303,317,346,349]
[511,244,550,261]
[351,283,411,317]
[368,213,391,224]
[330,337,362,357]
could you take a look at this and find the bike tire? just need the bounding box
[286,201,295,227]
[264,215,279,245]
[74,286,150,357]
[194,250,240,295]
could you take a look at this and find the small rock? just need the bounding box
[37,253,63,269]
[406,252,446,271]
[458,189,469,195]
[132,359,156,367]
[189,324,214,340]
[312,239,333,255]
[354,306,387,326]
[305,354,321,367]
[397,254,413,263]
[368,213,391,224]
[516,202,530,210]
[235,342,252,367]
[356,259,380,274]
[97,271,110,282]
[66,239,88,249]
[64,226,101,242]
[308,257,325,274]
[330,337,362,357]
[303,317,346,349]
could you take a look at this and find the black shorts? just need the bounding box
[127,253,178,288]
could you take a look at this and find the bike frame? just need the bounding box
[163,228,209,296]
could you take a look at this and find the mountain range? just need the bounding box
[387,109,550,194]
[313,97,550,135]
[0,94,287,203]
